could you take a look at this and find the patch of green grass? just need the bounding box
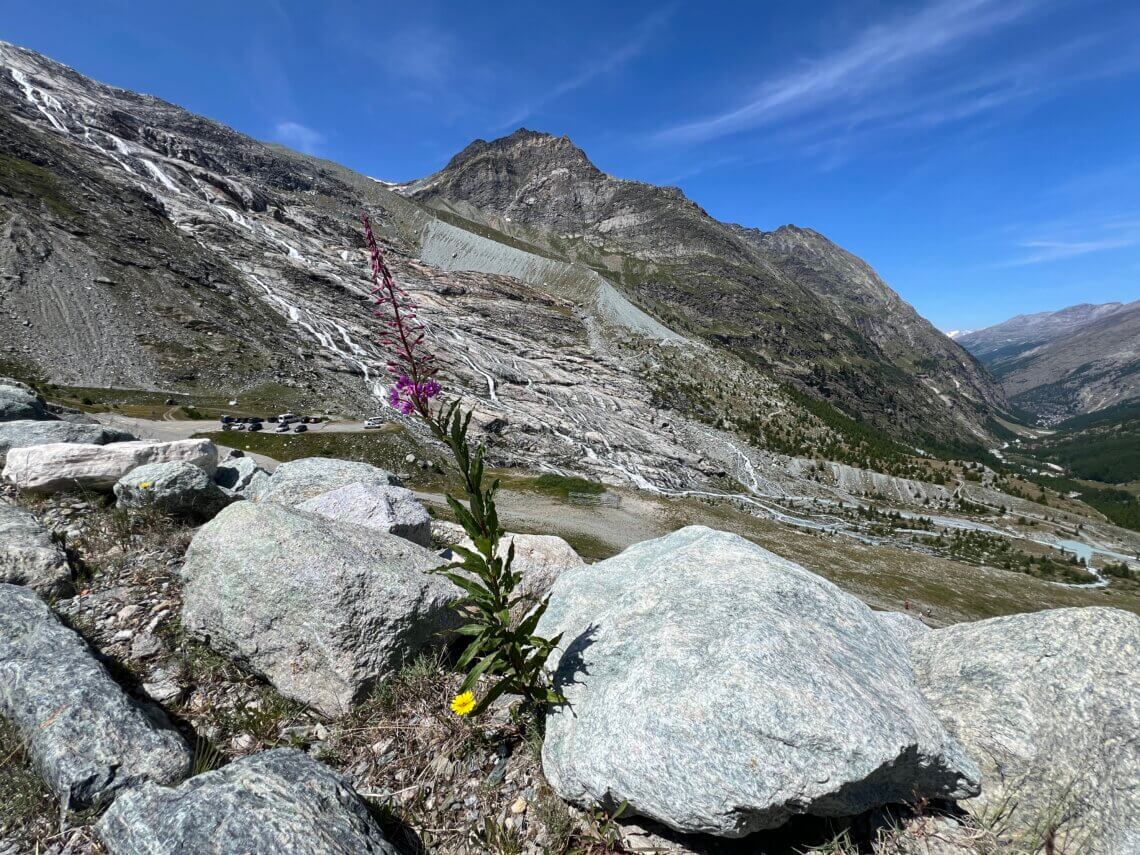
[530,473,605,499]
[0,717,56,841]
[0,152,78,219]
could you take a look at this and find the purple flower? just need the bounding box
[362,214,442,417]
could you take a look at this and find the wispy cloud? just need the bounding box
[273,121,326,154]
[655,0,1038,145]
[1000,236,1139,266]
[993,213,1140,266]
[500,4,677,128]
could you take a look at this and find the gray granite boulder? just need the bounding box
[0,500,71,595]
[909,607,1140,855]
[213,455,270,497]
[536,526,980,837]
[877,610,931,641]
[0,379,53,422]
[297,481,432,547]
[96,748,398,855]
[0,584,191,808]
[3,439,217,493]
[181,501,460,716]
[249,456,400,506]
[0,419,135,464]
[114,461,234,520]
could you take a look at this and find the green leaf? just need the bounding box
[459,650,500,691]
[472,677,513,715]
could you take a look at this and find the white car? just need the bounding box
[363,417,385,430]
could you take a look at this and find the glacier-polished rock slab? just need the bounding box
[536,525,980,837]
[96,749,399,855]
[0,584,190,808]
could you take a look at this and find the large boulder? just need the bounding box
[0,501,71,595]
[536,526,980,837]
[181,501,460,716]
[213,455,270,498]
[298,481,432,547]
[114,461,234,520]
[96,749,398,855]
[249,456,400,506]
[0,584,191,808]
[0,379,54,422]
[2,439,217,493]
[908,607,1140,854]
[0,419,136,464]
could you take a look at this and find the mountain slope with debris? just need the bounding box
[959,301,1140,421]
[403,129,1006,446]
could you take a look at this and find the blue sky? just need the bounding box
[4,0,1139,330]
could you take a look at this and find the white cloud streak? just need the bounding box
[656,0,1039,144]
[1001,236,1139,266]
[500,3,677,128]
[273,121,326,154]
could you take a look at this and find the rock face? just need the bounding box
[0,584,191,808]
[536,526,980,837]
[213,455,270,497]
[2,438,217,493]
[181,501,460,716]
[297,481,432,547]
[0,419,135,463]
[908,607,1140,854]
[249,456,401,506]
[96,748,399,855]
[0,500,71,594]
[114,461,233,519]
[0,378,53,422]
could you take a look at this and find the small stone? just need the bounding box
[118,604,141,622]
[130,633,164,660]
[113,628,134,642]
[143,667,182,704]
[404,454,416,464]
[510,797,528,814]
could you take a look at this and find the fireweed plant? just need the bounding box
[361,214,564,717]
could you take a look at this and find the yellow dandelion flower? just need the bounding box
[138,481,153,490]
[450,690,476,716]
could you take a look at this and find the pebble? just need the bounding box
[129,632,164,659]
[117,604,141,621]
[510,797,528,814]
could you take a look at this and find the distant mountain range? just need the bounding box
[957,302,1139,422]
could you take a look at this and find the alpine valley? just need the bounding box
[1,40,1138,577]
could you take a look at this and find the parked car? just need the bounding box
[248,422,263,432]
[363,417,385,430]
[292,423,308,433]
[220,415,235,424]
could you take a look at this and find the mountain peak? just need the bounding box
[438,127,597,176]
